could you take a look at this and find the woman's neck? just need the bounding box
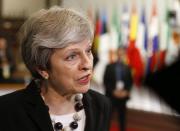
[40,86,75,115]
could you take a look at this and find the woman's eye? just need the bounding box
[87,47,92,54]
[66,54,77,61]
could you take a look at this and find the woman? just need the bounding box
[0,6,111,131]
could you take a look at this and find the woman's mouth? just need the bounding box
[77,74,91,85]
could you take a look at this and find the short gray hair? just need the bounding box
[18,6,94,79]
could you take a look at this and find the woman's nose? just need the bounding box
[80,53,93,71]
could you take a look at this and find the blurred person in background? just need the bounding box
[0,37,15,80]
[0,6,111,131]
[103,47,133,131]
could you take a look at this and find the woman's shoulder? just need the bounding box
[0,80,40,105]
[0,88,26,107]
[85,89,111,107]
[87,89,107,98]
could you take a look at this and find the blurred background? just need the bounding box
[0,0,180,131]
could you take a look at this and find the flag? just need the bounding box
[129,4,138,41]
[139,6,149,77]
[93,9,110,85]
[121,4,130,47]
[101,9,108,35]
[136,7,148,66]
[127,4,144,86]
[111,7,121,49]
[127,40,144,87]
[98,9,109,62]
[158,1,169,69]
[147,1,159,73]
[92,10,101,67]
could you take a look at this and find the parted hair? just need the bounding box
[18,6,94,79]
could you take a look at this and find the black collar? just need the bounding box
[22,80,98,131]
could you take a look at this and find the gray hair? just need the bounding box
[18,6,94,79]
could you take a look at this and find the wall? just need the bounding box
[2,0,45,17]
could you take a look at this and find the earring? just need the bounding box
[44,75,49,80]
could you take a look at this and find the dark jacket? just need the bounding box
[0,80,112,131]
[103,62,133,101]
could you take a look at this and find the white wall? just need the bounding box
[2,0,45,17]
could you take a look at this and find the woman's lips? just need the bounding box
[78,74,91,85]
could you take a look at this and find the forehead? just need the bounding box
[63,40,91,49]
[53,39,92,53]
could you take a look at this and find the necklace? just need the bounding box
[50,94,84,131]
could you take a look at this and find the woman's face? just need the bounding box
[47,39,93,96]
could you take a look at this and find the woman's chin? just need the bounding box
[77,85,90,94]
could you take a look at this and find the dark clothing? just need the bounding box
[144,59,180,114]
[0,80,112,131]
[103,62,133,100]
[103,62,133,131]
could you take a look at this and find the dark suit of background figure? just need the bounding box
[0,80,112,131]
[103,48,133,131]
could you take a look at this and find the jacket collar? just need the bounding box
[23,80,98,131]
[83,91,98,131]
[23,80,54,131]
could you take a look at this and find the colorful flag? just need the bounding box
[93,9,110,85]
[127,4,144,86]
[158,2,169,69]
[92,10,101,67]
[110,7,121,52]
[129,4,138,41]
[136,7,148,65]
[147,1,159,73]
[101,9,108,35]
[121,4,130,47]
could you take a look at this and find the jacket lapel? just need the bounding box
[22,81,100,131]
[83,91,97,131]
[23,81,54,131]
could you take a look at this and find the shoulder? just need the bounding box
[122,63,131,71]
[104,63,116,73]
[0,89,26,108]
[84,90,112,130]
[85,89,111,108]
[106,62,116,68]
[0,80,41,106]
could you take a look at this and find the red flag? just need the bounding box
[127,40,144,86]
[127,4,144,86]
[92,11,102,66]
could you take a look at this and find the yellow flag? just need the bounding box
[129,5,138,41]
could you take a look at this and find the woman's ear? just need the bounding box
[36,68,49,79]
